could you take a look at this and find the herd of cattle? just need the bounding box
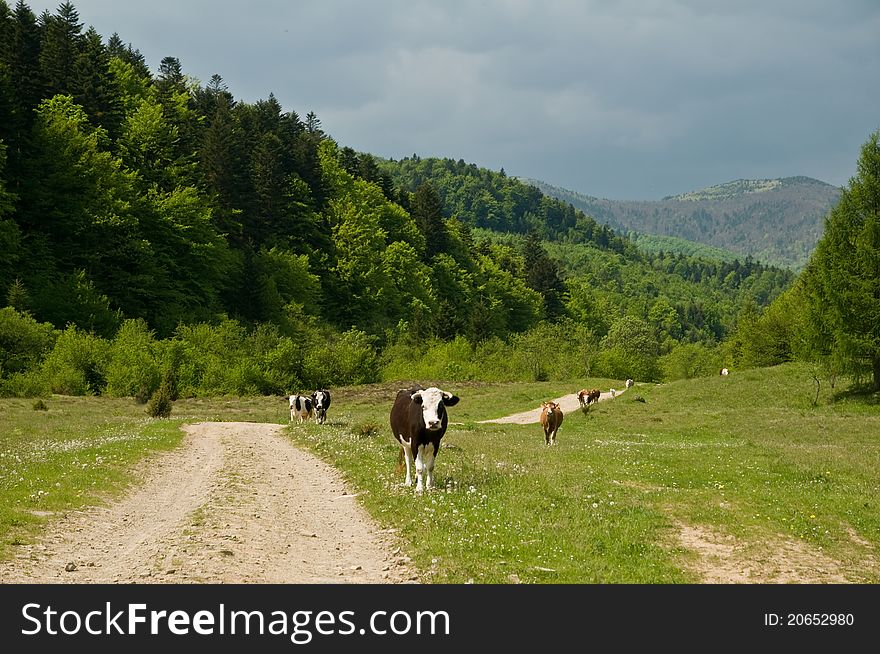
[289,369,733,491]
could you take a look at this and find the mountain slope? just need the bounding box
[525,176,841,269]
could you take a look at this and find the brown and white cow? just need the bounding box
[540,401,563,446]
[577,388,601,410]
[576,389,591,410]
[390,385,460,492]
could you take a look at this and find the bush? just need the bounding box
[146,382,173,418]
[593,316,660,382]
[659,342,724,381]
[32,398,48,411]
[304,328,378,386]
[40,325,110,395]
[353,421,381,438]
[0,370,48,397]
[105,319,162,397]
[0,307,56,377]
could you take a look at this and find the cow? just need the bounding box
[311,389,331,425]
[577,388,601,413]
[289,394,313,423]
[625,378,634,389]
[720,368,730,376]
[576,389,591,411]
[540,401,563,445]
[390,385,460,493]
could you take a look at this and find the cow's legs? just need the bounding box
[414,444,436,491]
[414,446,425,493]
[423,445,436,490]
[400,438,414,486]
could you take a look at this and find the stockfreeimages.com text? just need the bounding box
[21,602,450,644]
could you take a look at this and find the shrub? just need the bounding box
[40,325,110,395]
[593,316,660,382]
[0,307,56,377]
[354,421,381,438]
[146,382,173,418]
[105,319,162,397]
[659,342,724,381]
[32,398,48,411]
[304,328,378,386]
[0,370,48,397]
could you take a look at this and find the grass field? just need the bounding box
[287,365,880,583]
[1,363,878,582]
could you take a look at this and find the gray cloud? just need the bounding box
[23,0,880,199]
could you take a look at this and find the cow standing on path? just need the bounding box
[390,385,460,493]
[540,401,564,446]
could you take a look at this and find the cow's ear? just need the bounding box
[442,393,460,406]
[411,391,423,405]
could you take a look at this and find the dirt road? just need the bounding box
[478,387,625,425]
[0,422,406,584]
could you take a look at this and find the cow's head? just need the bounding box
[411,387,459,431]
[313,390,329,410]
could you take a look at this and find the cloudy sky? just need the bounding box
[24,0,880,199]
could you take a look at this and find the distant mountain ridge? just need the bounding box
[524,176,841,269]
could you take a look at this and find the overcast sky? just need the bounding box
[23,0,880,199]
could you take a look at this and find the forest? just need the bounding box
[4,1,875,400]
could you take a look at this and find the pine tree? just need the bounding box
[2,1,41,183]
[74,27,123,138]
[410,182,447,262]
[38,1,83,98]
[805,130,880,390]
[106,33,150,79]
[521,230,567,319]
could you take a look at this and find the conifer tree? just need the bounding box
[38,1,83,98]
[74,27,123,137]
[521,230,566,319]
[805,130,880,390]
[410,182,447,262]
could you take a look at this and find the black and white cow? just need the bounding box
[289,394,313,423]
[390,385,459,493]
[311,389,331,425]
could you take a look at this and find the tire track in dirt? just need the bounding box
[1,422,405,584]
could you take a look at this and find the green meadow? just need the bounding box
[288,364,880,583]
[1,363,878,583]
